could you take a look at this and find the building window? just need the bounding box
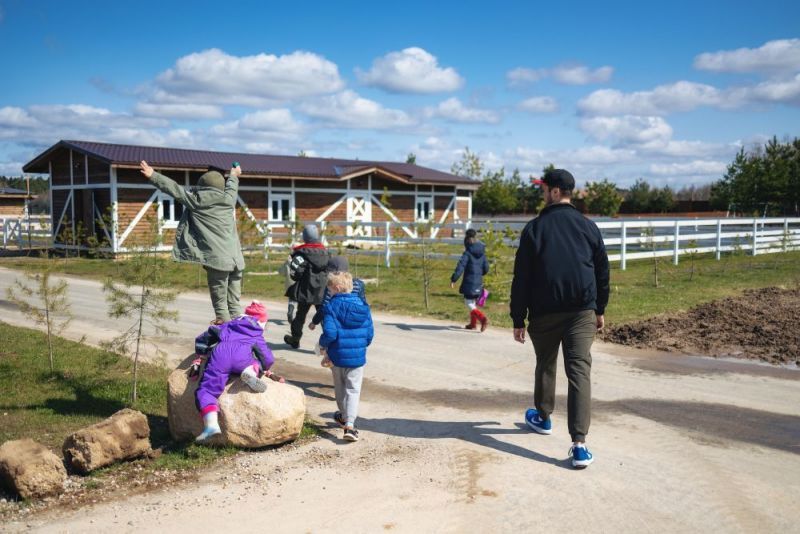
[158,193,182,228]
[416,196,433,222]
[269,194,293,222]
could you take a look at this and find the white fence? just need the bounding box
[258,217,800,270]
[3,215,799,270]
[0,215,51,250]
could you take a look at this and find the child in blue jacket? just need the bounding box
[318,271,374,442]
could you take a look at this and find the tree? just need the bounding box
[406,153,417,165]
[627,178,651,213]
[297,150,308,157]
[450,147,484,180]
[379,186,392,209]
[584,179,623,216]
[473,168,519,215]
[103,212,178,403]
[6,259,72,373]
[649,186,675,213]
[513,169,543,214]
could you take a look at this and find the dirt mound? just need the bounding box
[604,287,800,366]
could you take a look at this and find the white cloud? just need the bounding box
[0,107,39,129]
[299,90,415,129]
[694,38,800,75]
[0,161,24,176]
[356,47,463,93]
[152,48,344,106]
[740,73,800,104]
[507,63,613,86]
[210,109,306,144]
[578,81,724,115]
[580,115,673,144]
[649,160,727,177]
[134,102,224,120]
[518,96,559,114]
[424,98,500,124]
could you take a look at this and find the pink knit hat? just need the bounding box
[245,300,268,323]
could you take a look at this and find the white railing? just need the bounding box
[0,215,51,249]
[256,217,800,269]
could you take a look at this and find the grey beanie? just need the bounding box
[198,171,225,191]
[327,255,349,273]
[302,224,320,243]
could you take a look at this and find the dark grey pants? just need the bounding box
[528,309,596,442]
[204,266,243,322]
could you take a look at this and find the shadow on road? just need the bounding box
[382,322,463,332]
[330,415,571,468]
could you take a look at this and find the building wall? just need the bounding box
[0,198,28,216]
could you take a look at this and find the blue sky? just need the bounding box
[1,0,799,187]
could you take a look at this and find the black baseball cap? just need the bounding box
[533,169,575,191]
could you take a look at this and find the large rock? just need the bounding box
[62,409,151,474]
[0,439,66,499]
[168,355,306,448]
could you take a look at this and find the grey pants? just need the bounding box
[529,309,596,442]
[204,266,243,322]
[331,365,364,427]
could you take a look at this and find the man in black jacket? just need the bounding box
[283,224,330,349]
[510,168,609,469]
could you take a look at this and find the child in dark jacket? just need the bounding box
[194,301,280,443]
[318,271,374,442]
[308,255,367,331]
[450,228,490,331]
[284,224,330,349]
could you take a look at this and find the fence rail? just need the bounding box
[2,215,799,270]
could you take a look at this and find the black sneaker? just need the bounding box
[283,335,300,349]
[343,427,359,442]
[334,411,346,428]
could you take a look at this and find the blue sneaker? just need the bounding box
[569,444,594,468]
[524,408,552,435]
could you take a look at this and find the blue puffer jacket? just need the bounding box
[451,241,489,298]
[318,292,374,368]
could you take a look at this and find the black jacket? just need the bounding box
[509,203,609,328]
[451,241,489,298]
[285,243,330,305]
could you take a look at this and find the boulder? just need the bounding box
[0,439,66,499]
[167,355,306,448]
[62,409,151,474]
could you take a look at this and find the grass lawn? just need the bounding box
[2,248,800,329]
[0,321,319,475]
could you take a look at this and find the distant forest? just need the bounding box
[0,176,49,195]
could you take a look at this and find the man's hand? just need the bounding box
[513,328,526,344]
[308,322,316,331]
[230,165,242,178]
[140,160,154,178]
[450,282,455,289]
[596,314,605,332]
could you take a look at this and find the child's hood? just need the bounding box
[466,241,486,258]
[330,293,371,328]
[219,315,264,341]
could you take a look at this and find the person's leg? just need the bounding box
[529,313,565,420]
[331,366,346,417]
[342,366,364,428]
[561,310,596,443]
[194,354,228,441]
[289,302,312,341]
[227,267,243,319]
[464,299,477,329]
[204,266,231,322]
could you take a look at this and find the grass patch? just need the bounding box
[3,249,800,328]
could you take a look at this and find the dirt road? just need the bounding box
[1,267,799,533]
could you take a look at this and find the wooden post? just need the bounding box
[385,221,391,267]
[620,221,627,271]
[752,218,758,256]
[673,221,680,265]
[715,220,722,260]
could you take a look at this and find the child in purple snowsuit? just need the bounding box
[195,301,277,443]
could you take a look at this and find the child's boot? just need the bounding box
[195,410,222,443]
[476,310,489,332]
[240,365,267,392]
[464,310,478,330]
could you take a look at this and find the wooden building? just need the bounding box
[23,140,479,253]
[0,186,33,217]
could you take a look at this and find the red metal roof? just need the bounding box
[23,140,478,187]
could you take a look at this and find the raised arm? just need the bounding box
[224,164,241,206]
[140,160,197,209]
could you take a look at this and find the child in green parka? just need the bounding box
[140,160,245,324]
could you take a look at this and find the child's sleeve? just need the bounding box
[365,309,374,347]
[354,278,368,304]
[252,337,275,372]
[450,252,469,283]
[482,254,490,276]
[318,311,338,348]
[311,287,331,325]
[148,171,199,210]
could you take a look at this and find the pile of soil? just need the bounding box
[604,287,800,366]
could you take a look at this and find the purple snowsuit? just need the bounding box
[195,316,275,414]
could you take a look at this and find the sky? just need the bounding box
[0,0,799,188]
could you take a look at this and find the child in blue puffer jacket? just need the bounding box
[318,271,374,442]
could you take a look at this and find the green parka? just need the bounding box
[148,171,245,272]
